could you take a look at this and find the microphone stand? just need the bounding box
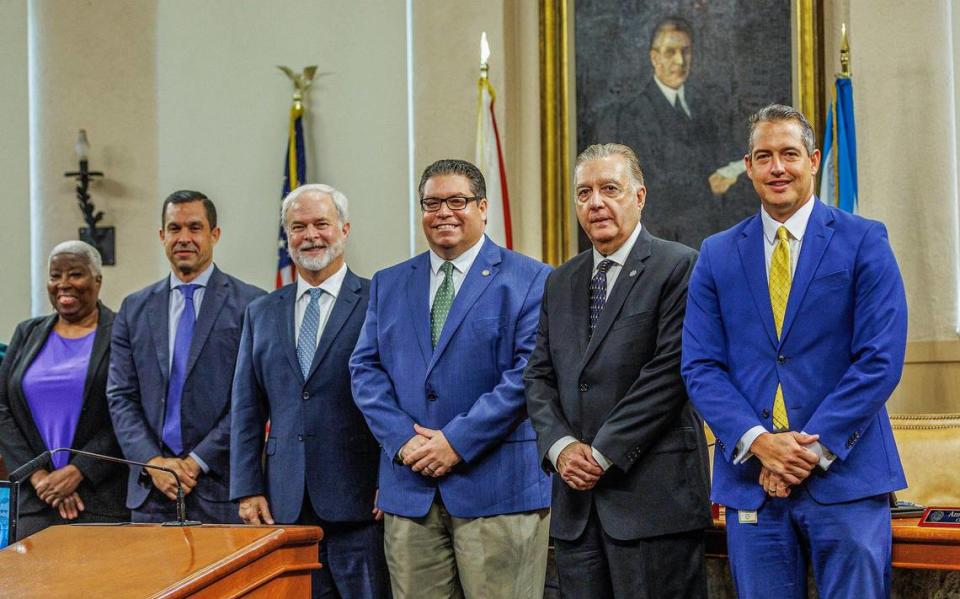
[8,448,201,527]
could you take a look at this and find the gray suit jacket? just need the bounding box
[525,227,711,541]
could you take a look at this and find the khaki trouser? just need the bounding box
[384,501,550,599]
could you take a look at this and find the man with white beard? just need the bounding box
[230,184,390,599]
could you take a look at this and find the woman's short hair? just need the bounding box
[48,240,103,277]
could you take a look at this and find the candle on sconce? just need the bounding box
[75,129,90,163]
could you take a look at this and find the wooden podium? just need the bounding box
[0,523,322,598]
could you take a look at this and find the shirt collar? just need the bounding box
[296,262,348,301]
[429,235,486,276]
[761,195,816,245]
[653,75,685,107]
[593,222,642,270]
[170,263,214,289]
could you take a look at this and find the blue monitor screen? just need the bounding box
[0,482,10,548]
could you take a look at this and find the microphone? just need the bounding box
[8,448,201,527]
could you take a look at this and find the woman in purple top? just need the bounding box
[0,241,128,539]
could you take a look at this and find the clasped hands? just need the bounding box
[399,424,461,478]
[146,455,202,501]
[557,441,604,491]
[750,431,820,498]
[30,464,85,520]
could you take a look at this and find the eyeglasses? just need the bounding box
[420,196,481,212]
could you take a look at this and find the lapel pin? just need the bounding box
[481,269,490,277]
[629,270,638,277]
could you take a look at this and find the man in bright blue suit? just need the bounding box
[230,184,389,599]
[681,104,908,599]
[350,159,552,598]
[108,191,265,523]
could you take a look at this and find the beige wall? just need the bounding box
[156,0,409,287]
[411,0,542,258]
[29,0,159,313]
[827,1,960,412]
[0,0,30,337]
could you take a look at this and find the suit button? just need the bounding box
[761,409,770,419]
[579,383,589,392]
[298,434,303,442]
[777,355,786,365]
[302,392,310,400]
[427,393,437,401]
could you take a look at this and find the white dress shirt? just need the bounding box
[167,263,215,472]
[735,197,835,469]
[547,223,644,473]
[295,262,348,349]
[428,235,485,308]
[654,75,691,117]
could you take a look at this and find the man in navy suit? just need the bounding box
[350,159,552,598]
[681,104,908,598]
[230,184,389,599]
[107,190,265,524]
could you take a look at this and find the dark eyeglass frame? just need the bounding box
[419,196,481,212]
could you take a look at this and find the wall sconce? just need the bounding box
[64,130,115,265]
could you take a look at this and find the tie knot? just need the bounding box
[177,284,198,301]
[777,226,790,243]
[440,261,454,276]
[307,287,324,302]
[596,259,614,274]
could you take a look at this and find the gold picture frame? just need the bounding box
[540,0,824,264]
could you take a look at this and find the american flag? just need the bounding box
[276,101,305,288]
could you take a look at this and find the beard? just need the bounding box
[290,236,345,272]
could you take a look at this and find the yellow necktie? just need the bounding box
[769,225,791,431]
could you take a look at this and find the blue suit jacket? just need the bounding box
[107,266,265,509]
[230,269,379,524]
[681,200,908,509]
[350,237,552,519]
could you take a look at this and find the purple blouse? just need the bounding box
[21,330,95,470]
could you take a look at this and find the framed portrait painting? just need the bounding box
[540,0,823,262]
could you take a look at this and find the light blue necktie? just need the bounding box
[297,288,324,377]
[164,284,197,455]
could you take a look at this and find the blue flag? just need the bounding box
[820,77,858,212]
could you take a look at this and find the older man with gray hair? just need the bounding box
[230,184,389,599]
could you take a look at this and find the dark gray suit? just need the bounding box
[525,226,711,597]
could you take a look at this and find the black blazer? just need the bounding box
[0,304,128,518]
[525,227,712,541]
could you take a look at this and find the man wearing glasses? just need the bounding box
[350,159,552,598]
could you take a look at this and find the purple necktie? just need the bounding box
[164,284,197,455]
[589,259,613,337]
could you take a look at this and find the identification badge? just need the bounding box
[738,510,758,524]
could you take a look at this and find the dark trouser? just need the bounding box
[726,490,891,599]
[131,486,241,524]
[298,494,391,599]
[17,508,128,541]
[553,506,706,599]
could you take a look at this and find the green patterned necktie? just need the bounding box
[431,261,455,348]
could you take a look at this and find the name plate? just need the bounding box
[918,507,960,528]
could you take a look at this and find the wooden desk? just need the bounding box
[707,516,960,571]
[0,524,322,598]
